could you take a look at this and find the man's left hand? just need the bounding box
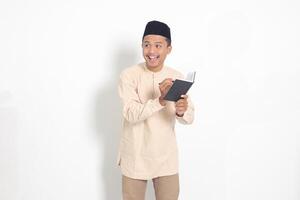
[175,95,188,117]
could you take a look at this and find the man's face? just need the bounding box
[142,34,172,72]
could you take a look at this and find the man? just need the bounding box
[118,20,194,200]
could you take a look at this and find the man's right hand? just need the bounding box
[159,78,173,106]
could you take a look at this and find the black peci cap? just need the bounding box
[143,20,171,41]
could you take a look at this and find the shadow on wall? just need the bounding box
[94,43,138,200]
[95,42,156,200]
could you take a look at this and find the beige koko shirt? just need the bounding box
[117,63,194,180]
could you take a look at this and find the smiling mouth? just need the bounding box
[147,55,159,61]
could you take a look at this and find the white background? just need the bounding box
[1,0,300,199]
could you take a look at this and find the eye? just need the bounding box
[156,44,162,48]
[143,43,150,48]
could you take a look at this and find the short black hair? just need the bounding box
[165,38,171,46]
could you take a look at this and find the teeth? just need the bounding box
[149,55,158,60]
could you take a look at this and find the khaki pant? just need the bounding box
[122,174,179,200]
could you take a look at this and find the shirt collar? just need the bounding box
[142,62,166,74]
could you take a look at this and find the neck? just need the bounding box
[146,64,163,72]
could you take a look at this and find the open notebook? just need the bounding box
[163,71,196,102]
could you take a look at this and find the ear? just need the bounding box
[167,45,172,54]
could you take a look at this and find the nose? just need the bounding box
[149,45,156,53]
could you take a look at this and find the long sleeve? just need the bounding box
[118,71,164,124]
[117,64,195,180]
[176,96,194,124]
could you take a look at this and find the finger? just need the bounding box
[176,107,186,113]
[160,84,168,93]
[176,106,187,111]
[159,81,171,89]
[175,103,188,108]
[178,96,187,103]
[176,99,188,105]
[175,102,184,108]
[160,82,173,92]
[164,80,174,88]
[175,103,187,108]
[165,84,172,91]
[180,95,188,99]
[159,78,173,85]
[176,105,187,110]
[175,101,184,106]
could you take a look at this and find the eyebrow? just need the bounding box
[143,41,163,44]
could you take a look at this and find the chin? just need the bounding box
[146,61,160,68]
[147,63,158,68]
